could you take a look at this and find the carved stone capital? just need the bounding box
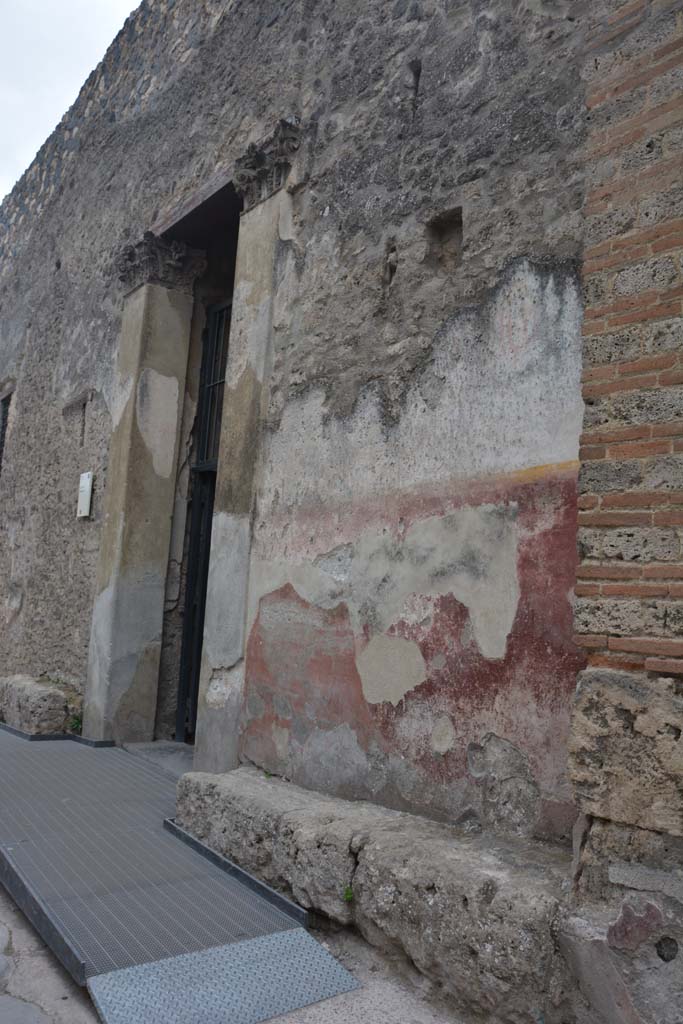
[234,117,301,211]
[116,232,207,294]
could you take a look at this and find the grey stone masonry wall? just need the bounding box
[0,0,681,1018]
[0,0,589,693]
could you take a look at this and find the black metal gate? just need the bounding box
[176,302,232,742]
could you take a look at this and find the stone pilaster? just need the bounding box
[84,234,206,743]
[193,191,290,772]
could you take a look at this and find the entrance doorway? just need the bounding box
[176,302,232,741]
[159,181,242,744]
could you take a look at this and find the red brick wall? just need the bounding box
[570,0,683,861]
[575,0,683,677]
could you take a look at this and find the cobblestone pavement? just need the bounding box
[0,887,462,1023]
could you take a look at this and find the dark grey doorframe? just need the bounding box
[176,301,232,742]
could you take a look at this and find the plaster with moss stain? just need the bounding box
[257,261,583,512]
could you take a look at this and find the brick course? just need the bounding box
[569,22,683,1017]
[576,1,683,670]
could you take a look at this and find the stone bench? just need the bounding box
[0,675,82,736]
[177,767,574,1023]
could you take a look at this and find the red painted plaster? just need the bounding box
[240,470,585,838]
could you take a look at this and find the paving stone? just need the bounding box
[0,890,97,1024]
[122,740,194,779]
[0,995,51,1024]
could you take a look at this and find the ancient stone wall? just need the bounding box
[223,2,590,838]
[568,2,683,1019]
[0,0,309,690]
[240,256,586,838]
[572,0,683,851]
[2,0,590,822]
[5,0,670,839]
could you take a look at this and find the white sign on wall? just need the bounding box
[77,472,94,519]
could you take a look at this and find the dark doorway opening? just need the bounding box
[176,302,231,742]
[163,182,242,743]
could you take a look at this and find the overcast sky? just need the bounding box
[0,1,138,202]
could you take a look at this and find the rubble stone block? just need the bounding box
[575,818,683,902]
[0,676,81,736]
[561,898,683,1024]
[177,767,575,1023]
[569,669,683,837]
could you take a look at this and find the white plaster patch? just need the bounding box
[84,573,164,739]
[356,634,427,706]
[431,715,456,754]
[206,661,245,709]
[260,260,583,509]
[248,503,520,661]
[203,512,251,671]
[135,368,179,478]
[225,281,270,387]
[226,197,285,388]
[272,724,290,762]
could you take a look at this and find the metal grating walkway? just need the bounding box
[0,728,358,1022]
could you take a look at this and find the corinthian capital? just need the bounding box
[116,232,207,294]
[234,117,301,211]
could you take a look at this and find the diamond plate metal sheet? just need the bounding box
[87,928,360,1024]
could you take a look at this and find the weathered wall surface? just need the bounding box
[1,0,589,824]
[0,0,615,839]
[82,265,201,744]
[568,2,683,1021]
[223,2,590,837]
[572,0,683,854]
[0,0,307,691]
[3,0,682,1013]
[241,259,585,837]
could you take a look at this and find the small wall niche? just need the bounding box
[426,207,463,274]
[0,389,13,478]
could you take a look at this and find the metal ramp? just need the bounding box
[0,727,358,1022]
